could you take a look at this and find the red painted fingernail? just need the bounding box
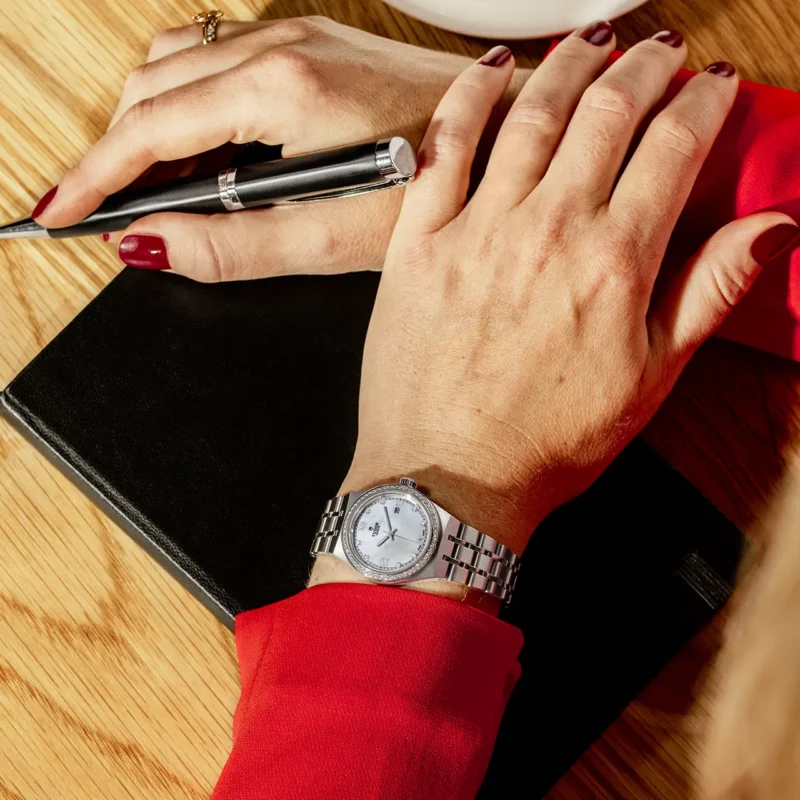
[102,233,110,242]
[705,61,736,77]
[576,20,614,46]
[32,185,58,219]
[651,30,684,48]
[478,45,513,68]
[118,235,171,271]
[751,223,799,265]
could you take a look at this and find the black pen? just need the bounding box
[0,138,417,240]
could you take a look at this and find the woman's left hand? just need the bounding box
[31,17,525,281]
[335,33,797,558]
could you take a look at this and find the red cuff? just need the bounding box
[212,583,522,800]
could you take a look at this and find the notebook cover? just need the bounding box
[0,268,747,797]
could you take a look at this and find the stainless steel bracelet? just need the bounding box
[310,496,348,556]
[310,494,520,603]
[440,523,520,603]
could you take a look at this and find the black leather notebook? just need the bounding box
[1,267,746,797]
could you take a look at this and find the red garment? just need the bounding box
[213,68,800,800]
[211,583,522,799]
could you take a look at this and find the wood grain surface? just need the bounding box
[1,0,799,798]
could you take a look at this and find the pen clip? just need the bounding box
[275,176,412,205]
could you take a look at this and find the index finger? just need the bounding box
[37,61,294,228]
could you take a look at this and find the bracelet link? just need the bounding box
[441,524,520,603]
[310,496,347,556]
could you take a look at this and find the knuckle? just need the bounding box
[583,82,639,121]
[708,258,753,309]
[506,96,564,133]
[124,63,151,91]
[593,227,642,282]
[271,17,317,39]
[124,95,157,129]
[635,39,677,68]
[553,37,595,66]
[199,219,239,283]
[259,46,323,95]
[427,120,474,162]
[650,114,705,159]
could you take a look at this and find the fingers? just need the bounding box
[146,21,269,61]
[36,58,299,229]
[542,31,687,207]
[646,213,799,376]
[113,189,402,281]
[611,64,739,282]
[397,46,515,236]
[109,21,315,129]
[479,22,616,209]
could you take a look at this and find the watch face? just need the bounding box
[341,485,440,582]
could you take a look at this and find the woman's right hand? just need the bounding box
[32,16,528,282]
[337,31,798,558]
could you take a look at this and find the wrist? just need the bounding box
[339,455,551,557]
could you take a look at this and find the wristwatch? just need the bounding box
[310,478,520,603]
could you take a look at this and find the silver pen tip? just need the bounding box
[0,217,50,240]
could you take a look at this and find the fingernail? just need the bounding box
[705,61,736,77]
[118,234,171,271]
[575,20,614,46]
[651,30,684,48]
[102,233,110,242]
[751,223,800,265]
[478,45,513,68]
[32,185,58,219]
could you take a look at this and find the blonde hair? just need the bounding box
[702,467,800,799]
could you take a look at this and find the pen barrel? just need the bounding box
[44,139,412,239]
[233,141,386,207]
[47,176,225,238]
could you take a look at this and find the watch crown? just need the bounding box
[398,477,417,489]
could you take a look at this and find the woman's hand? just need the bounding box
[32,17,527,281]
[338,29,798,557]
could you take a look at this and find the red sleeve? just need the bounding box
[211,583,522,800]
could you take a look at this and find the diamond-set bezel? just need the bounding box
[341,483,441,583]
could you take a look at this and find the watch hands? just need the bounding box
[384,506,393,533]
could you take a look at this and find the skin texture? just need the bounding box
[310,28,795,599]
[33,17,528,281]
[701,466,800,800]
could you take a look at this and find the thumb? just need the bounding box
[647,212,799,371]
[113,200,390,282]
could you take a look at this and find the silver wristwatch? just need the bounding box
[310,478,520,604]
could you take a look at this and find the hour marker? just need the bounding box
[379,557,389,566]
[393,506,400,514]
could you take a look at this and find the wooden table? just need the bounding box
[1,0,798,797]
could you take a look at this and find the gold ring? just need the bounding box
[192,10,224,45]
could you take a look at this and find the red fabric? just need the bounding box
[548,48,800,361]
[212,583,522,800]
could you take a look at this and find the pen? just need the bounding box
[0,137,417,240]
